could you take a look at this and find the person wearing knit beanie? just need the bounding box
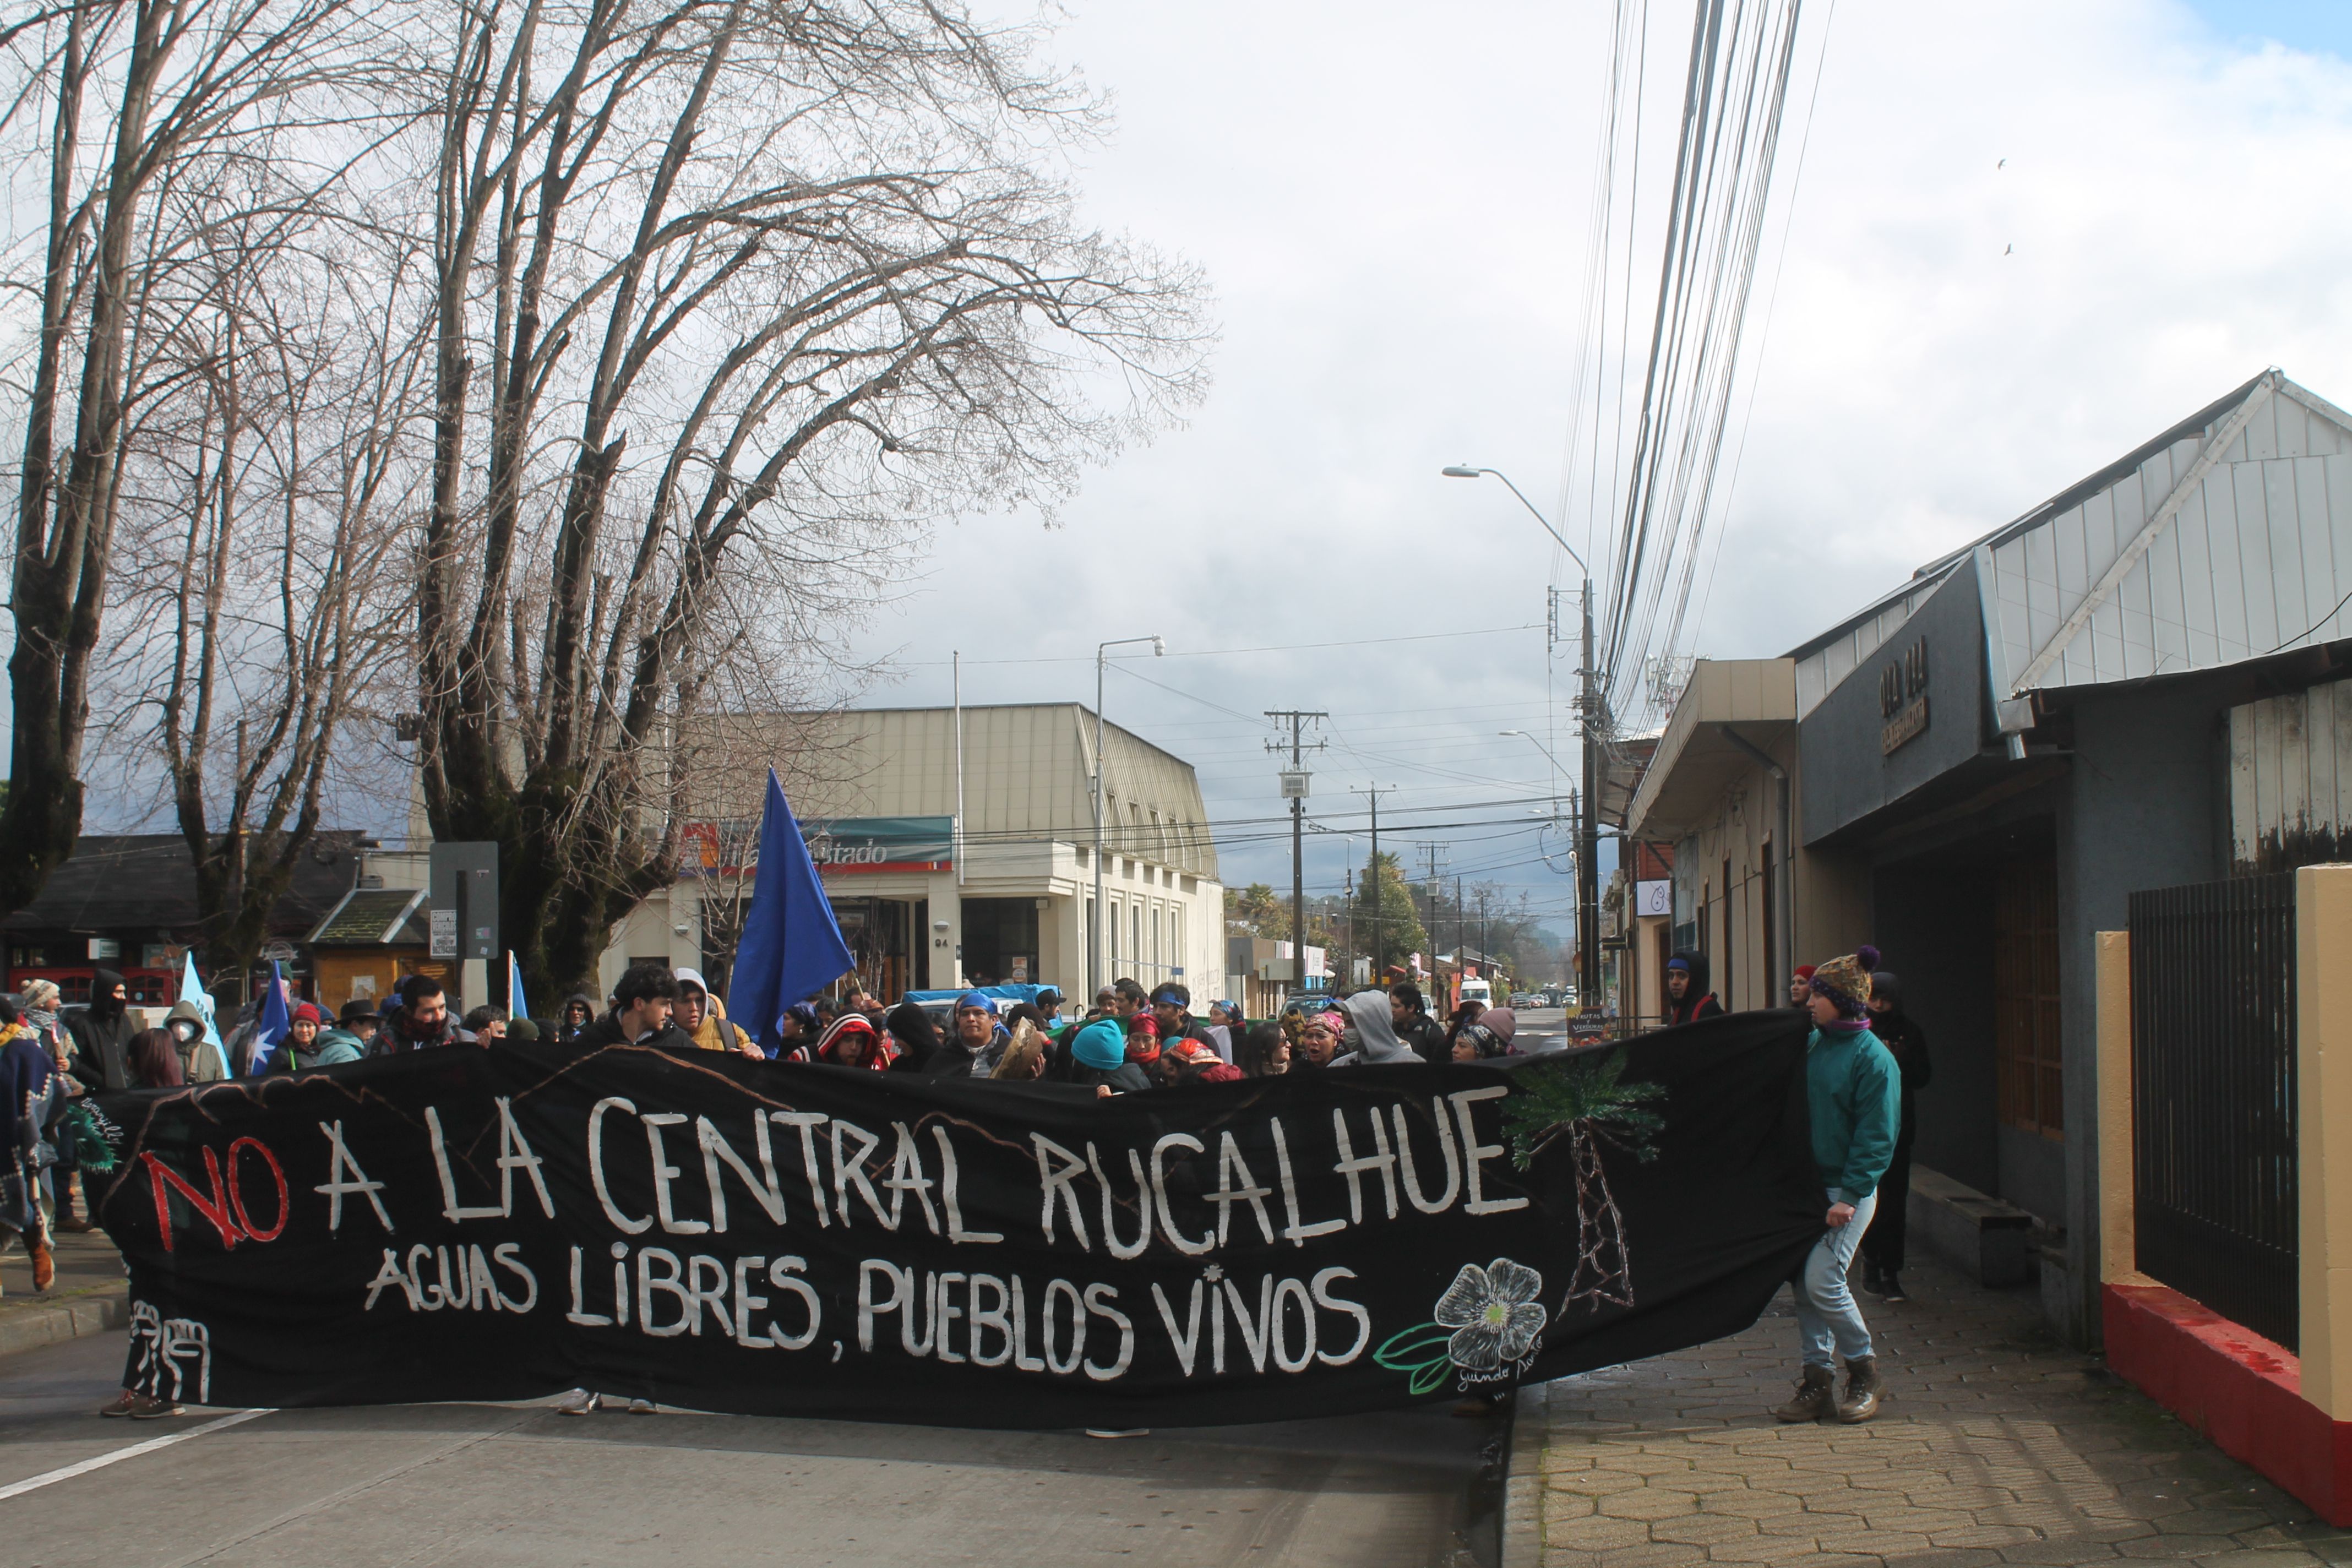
[1786,964,1817,1009]
[1771,942,1899,1429]
[1807,945,1879,1017]
[1069,1017,1151,1096]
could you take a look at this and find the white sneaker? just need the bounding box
[554,1389,600,1415]
[626,1398,656,1414]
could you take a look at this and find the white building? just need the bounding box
[622,704,1227,1005]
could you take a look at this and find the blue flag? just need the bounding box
[247,960,292,1075]
[507,950,529,1021]
[726,768,854,1054]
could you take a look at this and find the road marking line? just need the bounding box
[0,1408,271,1501]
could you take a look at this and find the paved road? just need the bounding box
[1512,1006,1568,1052]
[1,1332,1504,1567]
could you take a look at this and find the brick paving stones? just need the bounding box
[1517,1258,2352,1567]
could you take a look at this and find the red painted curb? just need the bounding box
[2103,1281,2352,1526]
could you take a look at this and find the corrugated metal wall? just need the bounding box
[715,705,1219,880]
[1986,384,2352,695]
[2228,676,2352,873]
[1793,579,1945,718]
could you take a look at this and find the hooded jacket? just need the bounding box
[1866,973,1932,1140]
[1665,949,1725,1026]
[674,969,753,1053]
[879,1003,940,1073]
[64,968,135,1093]
[1330,989,1417,1066]
[557,994,600,1045]
[165,999,228,1082]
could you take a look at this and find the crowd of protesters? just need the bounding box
[8,942,1924,1435]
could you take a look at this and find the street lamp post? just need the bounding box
[1445,464,1602,1011]
[1094,635,1165,1001]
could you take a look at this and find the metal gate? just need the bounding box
[2126,874,2299,1349]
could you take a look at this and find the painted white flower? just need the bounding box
[1433,1258,1548,1371]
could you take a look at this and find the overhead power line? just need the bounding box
[1594,0,1815,716]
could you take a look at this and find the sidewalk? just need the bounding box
[1510,1257,2352,1568]
[0,1227,129,1358]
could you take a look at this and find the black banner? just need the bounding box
[93,1012,1822,1428]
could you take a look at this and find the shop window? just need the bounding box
[1995,854,2064,1139]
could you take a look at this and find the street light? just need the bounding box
[1502,727,1576,839]
[1449,464,1602,1013]
[1093,635,1166,999]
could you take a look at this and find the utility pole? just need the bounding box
[1351,784,1391,985]
[1480,889,1491,986]
[1578,584,1601,1008]
[1456,874,1466,990]
[1442,465,1604,1014]
[1418,841,1448,984]
[1266,711,1327,997]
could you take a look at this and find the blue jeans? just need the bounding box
[1792,1188,1876,1367]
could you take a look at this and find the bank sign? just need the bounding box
[805,816,954,874]
[682,815,955,877]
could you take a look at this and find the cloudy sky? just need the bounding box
[832,0,2352,927]
[40,0,2352,949]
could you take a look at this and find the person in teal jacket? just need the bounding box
[1772,945,1900,1427]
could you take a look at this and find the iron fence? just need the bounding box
[2127,873,2299,1349]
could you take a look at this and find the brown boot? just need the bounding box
[1836,1355,1883,1423]
[30,1242,55,1292]
[1771,1363,1835,1423]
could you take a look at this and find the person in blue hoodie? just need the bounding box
[1771,944,1899,1427]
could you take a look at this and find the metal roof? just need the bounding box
[1789,370,2352,722]
[679,704,1221,881]
[306,886,429,947]
[2,832,363,937]
[1624,660,1796,840]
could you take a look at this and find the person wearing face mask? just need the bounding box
[64,969,136,1094]
[1328,988,1417,1068]
[162,999,228,1082]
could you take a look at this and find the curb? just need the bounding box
[1501,1379,1547,1568]
[0,1285,131,1360]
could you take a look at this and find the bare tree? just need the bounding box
[93,185,433,981]
[408,0,1211,995]
[0,0,408,918]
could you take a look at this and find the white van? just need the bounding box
[1456,978,1492,1009]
